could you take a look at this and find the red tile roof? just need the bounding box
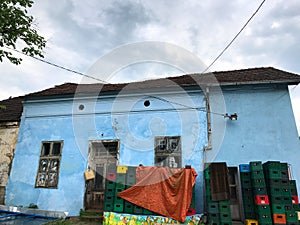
[0,97,23,122]
[25,67,300,98]
[1,67,300,122]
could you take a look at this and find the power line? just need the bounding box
[3,0,266,84]
[202,0,267,74]
[3,46,109,84]
[150,95,225,116]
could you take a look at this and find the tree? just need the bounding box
[0,0,46,65]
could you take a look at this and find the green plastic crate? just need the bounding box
[244,211,257,220]
[290,180,298,195]
[265,169,281,179]
[105,180,116,189]
[204,167,210,179]
[133,205,143,214]
[105,188,115,197]
[282,196,293,205]
[114,195,124,205]
[282,186,292,196]
[251,170,265,179]
[263,161,281,170]
[208,203,219,213]
[269,186,282,196]
[267,179,281,187]
[208,213,220,225]
[285,204,294,212]
[105,195,114,203]
[124,201,134,213]
[286,210,298,222]
[143,208,153,215]
[252,178,266,188]
[257,213,272,223]
[256,205,271,215]
[242,188,254,196]
[219,201,231,214]
[250,161,263,171]
[270,195,282,204]
[113,203,124,212]
[272,204,286,214]
[241,179,252,188]
[281,163,289,172]
[104,202,114,211]
[292,203,300,211]
[243,203,256,212]
[219,212,231,222]
[252,187,268,195]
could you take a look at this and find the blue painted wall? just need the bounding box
[6,83,300,216]
[206,84,300,193]
[6,90,207,215]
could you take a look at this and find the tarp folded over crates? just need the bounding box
[118,166,197,222]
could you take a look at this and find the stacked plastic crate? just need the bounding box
[250,161,273,225]
[239,164,256,221]
[104,165,157,215]
[204,166,232,225]
[263,161,299,225]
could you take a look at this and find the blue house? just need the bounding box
[5,67,300,219]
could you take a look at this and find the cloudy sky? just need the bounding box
[1,0,300,133]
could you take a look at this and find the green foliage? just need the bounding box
[0,0,46,65]
[0,105,6,109]
[28,203,38,208]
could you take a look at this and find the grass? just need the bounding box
[44,217,101,225]
[44,210,102,225]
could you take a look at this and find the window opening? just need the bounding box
[155,136,181,168]
[35,141,63,188]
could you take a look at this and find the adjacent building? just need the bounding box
[0,97,23,204]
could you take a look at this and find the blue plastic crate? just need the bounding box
[239,164,250,172]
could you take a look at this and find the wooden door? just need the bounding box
[84,140,119,210]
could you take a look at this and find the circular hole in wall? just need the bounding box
[79,104,85,110]
[144,100,150,107]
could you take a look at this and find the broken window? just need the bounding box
[35,141,63,188]
[155,136,181,168]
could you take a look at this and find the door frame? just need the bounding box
[84,139,120,210]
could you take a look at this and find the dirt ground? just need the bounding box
[46,216,102,225]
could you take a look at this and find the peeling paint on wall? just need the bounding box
[0,121,19,204]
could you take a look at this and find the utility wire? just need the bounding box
[3,46,109,84]
[150,95,225,116]
[202,0,267,74]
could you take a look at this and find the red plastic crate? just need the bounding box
[186,208,196,216]
[292,195,299,204]
[255,195,270,205]
[106,172,117,181]
[272,214,286,224]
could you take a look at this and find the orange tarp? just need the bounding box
[118,166,197,222]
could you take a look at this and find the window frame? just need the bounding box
[35,141,63,188]
[154,136,181,168]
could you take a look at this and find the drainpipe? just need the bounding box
[204,87,212,151]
